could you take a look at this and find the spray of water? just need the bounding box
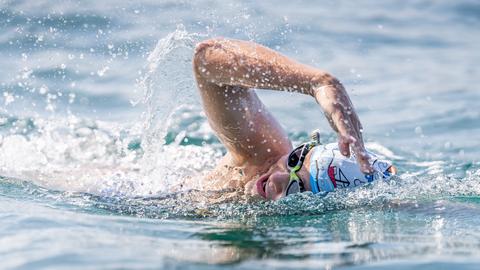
[135,24,197,150]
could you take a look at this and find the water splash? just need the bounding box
[0,109,222,198]
[129,25,225,195]
[3,162,479,220]
[135,24,198,154]
[0,25,218,199]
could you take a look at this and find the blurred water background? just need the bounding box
[0,0,479,269]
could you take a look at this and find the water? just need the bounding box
[1,0,479,269]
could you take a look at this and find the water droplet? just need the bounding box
[39,85,48,95]
[414,126,423,135]
[444,141,452,149]
[68,93,76,104]
[97,66,110,77]
[3,92,14,105]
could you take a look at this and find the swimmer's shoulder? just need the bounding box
[204,153,249,189]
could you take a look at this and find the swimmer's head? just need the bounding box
[247,153,314,200]
[248,130,396,200]
[307,143,396,194]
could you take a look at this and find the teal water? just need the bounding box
[1,0,479,269]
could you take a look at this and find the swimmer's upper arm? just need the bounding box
[193,39,292,167]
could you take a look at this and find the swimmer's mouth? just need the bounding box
[256,174,270,199]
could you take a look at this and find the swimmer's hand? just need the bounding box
[313,82,373,174]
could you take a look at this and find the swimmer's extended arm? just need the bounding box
[193,38,372,173]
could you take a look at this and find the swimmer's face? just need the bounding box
[248,151,313,200]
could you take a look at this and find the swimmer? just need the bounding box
[193,38,396,200]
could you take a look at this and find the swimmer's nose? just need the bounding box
[268,171,290,200]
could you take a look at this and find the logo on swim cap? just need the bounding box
[309,143,394,194]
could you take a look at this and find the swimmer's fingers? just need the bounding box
[333,109,373,174]
[332,110,356,157]
[345,116,373,174]
[338,133,354,157]
[349,111,373,173]
[352,138,373,174]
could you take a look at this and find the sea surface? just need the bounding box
[1,0,479,269]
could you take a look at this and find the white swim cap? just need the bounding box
[308,143,396,194]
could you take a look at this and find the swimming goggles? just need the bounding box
[285,141,317,196]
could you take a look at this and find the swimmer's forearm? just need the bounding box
[193,38,341,96]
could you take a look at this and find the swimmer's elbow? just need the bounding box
[194,38,223,56]
[193,37,227,77]
[194,37,226,56]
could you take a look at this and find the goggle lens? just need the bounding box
[287,145,305,169]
